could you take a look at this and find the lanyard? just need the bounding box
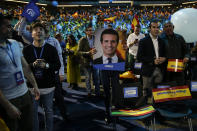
[6,44,17,68]
[87,36,95,48]
[33,45,45,59]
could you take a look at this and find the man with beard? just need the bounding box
[0,14,39,131]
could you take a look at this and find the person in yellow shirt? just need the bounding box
[66,34,81,89]
[0,117,9,131]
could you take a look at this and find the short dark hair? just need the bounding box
[31,22,47,33]
[149,19,160,28]
[86,25,92,32]
[135,24,141,28]
[163,20,173,26]
[0,14,12,27]
[100,29,119,43]
[68,34,77,46]
[55,33,61,38]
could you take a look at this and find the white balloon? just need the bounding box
[171,8,197,43]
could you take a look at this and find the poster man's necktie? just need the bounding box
[108,58,112,63]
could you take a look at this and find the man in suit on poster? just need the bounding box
[94,28,124,124]
[137,19,166,105]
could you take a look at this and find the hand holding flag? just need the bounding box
[21,1,40,22]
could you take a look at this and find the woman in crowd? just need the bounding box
[65,34,81,89]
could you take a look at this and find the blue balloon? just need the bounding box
[52,1,58,7]
[109,0,112,3]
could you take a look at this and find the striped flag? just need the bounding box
[131,14,139,30]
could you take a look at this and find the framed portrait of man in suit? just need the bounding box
[93,28,125,71]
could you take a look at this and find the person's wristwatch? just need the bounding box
[45,63,49,69]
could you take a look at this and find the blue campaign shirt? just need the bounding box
[0,39,28,100]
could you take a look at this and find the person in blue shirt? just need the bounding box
[0,14,40,131]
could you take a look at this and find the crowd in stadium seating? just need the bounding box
[0,3,196,41]
[0,2,197,131]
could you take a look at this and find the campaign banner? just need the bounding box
[123,87,138,98]
[167,59,184,72]
[152,85,192,103]
[21,2,40,22]
[191,81,197,92]
[190,56,197,62]
[93,62,125,71]
[134,62,142,69]
[111,105,155,117]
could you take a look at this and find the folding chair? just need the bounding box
[111,105,156,131]
[111,82,156,131]
[152,85,193,131]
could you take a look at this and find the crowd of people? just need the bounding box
[1,3,196,41]
[0,2,197,131]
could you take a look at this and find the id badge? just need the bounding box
[134,62,142,69]
[34,69,43,79]
[191,81,197,92]
[123,87,138,98]
[14,71,24,85]
[191,57,197,62]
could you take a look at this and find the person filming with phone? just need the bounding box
[127,24,145,70]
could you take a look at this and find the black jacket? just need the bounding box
[160,32,189,59]
[137,34,166,77]
[23,43,61,88]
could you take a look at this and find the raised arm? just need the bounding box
[18,17,33,44]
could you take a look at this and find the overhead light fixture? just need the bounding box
[5,0,28,4]
[99,1,109,4]
[112,1,131,3]
[140,4,172,6]
[57,5,93,7]
[99,0,131,4]
[182,1,197,4]
[4,0,47,6]
[36,3,47,6]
